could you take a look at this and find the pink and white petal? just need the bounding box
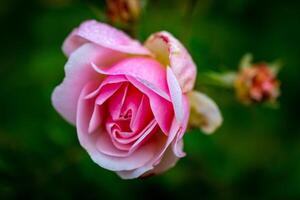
[145,31,197,93]
[130,120,158,152]
[130,95,153,131]
[127,76,170,101]
[188,91,223,134]
[110,135,132,151]
[88,104,104,134]
[96,132,130,157]
[62,28,86,57]
[63,20,150,57]
[52,43,106,124]
[117,165,154,180]
[120,84,143,121]
[85,75,127,99]
[77,81,101,149]
[95,83,123,105]
[115,119,156,145]
[107,83,129,120]
[92,57,170,97]
[167,67,184,123]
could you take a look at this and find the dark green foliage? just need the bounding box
[0,0,299,199]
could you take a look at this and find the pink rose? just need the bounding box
[52,20,222,179]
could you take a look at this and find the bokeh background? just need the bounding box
[1,0,300,199]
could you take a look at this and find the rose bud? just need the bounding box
[52,20,222,179]
[106,0,141,24]
[234,54,280,104]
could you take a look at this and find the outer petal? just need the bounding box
[92,57,170,98]
[188,91,223,134]
[145,31,197,93]
[63,20,150,57]
[145,145,179,176]
[51,43,127,124]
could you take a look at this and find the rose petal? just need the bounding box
[91,57,170,99]
[95,83,123,105]
[77,81,102,147]
[63,20,150,57]
[145,31,197,93]
[112,119,156,145]
[107,83,129,120]
[88,104,104,134]
[96,133,129,157]
[130,95,153,131]
[188,91,223,134]
[51,43,125,124]
[120,84,143,124]
[85,75,127,99]
[167,67,184,123]
[143,145,179,176]
[129,120,158,152]
[106,121,132,151]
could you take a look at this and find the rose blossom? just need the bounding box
[52,20,222,179]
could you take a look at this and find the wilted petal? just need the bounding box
[145,31,197,93]
[188,91,222,134]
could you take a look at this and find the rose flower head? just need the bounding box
[52,20,222,179]
[234,54,280,104]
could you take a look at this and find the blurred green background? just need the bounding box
[1,0,300,199]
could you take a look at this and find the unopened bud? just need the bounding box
[106,0,141,24]
[235,58,280,104]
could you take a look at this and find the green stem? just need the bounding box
[199,71,237,89]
